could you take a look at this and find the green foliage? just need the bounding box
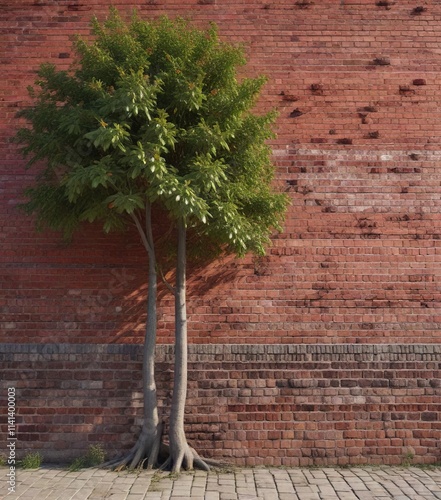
[16,7,288,255]
[20,451,43,469]
[68,445,105,471]
[401,449,415,467]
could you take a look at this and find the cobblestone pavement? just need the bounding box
[1,466,441,499]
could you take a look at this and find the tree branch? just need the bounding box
[131,211,153,255]
[158,264,176,296]
[145,202,156,258]
[156,219,175,248]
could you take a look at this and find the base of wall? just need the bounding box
[1,344,440,467]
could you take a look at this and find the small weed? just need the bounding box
[69,445,105,472]
[0,454,7,467]
[210,464,236,474]
[148,470,179,492]
[20,452,43,469]
[413,462,441,470]
[150,471,165,483]
[69,458,84,472]
[401,450,414,467]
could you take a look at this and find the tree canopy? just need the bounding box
[16,9,288,256]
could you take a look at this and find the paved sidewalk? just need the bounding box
[1,465,441,499]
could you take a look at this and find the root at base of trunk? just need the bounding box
[161,444,213,473]
[101,422,163,471]
[101,425,223,473]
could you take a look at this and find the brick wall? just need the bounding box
[1,344,440,466]
[1,0,441,465]
[1,0,441,345]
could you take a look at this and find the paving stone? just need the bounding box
[236,487,255,495]
[279,494,299,500]
[130,483,151,494]
[355,493,377,500]
[258,492,280,500]
[317,485,339,496]
[204,492,220,500]
[71,490,95,500]
[219,493,238,500]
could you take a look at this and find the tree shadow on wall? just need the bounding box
[109,225,242,344]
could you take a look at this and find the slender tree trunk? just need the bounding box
[103,203,161,470]
[134,201,161,468]
[158,218,213,473]
[169,218,190,472]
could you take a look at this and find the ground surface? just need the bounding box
[1,465,441,499]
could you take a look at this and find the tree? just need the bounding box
[15,9,289,472]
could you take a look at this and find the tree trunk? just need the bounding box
[131,204,161,469]
[168,218,190,472]
[105,213,213,472]
[103,203,162,470]
[167,218,211,473]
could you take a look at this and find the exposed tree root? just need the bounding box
[101,424,223,473]
[164,444,222,473]
[158,443,224,472]
[101,422,163,471]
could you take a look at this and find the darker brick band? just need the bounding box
[2,342,441,362]
[1,343,440,467]
[3,342,441,354]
